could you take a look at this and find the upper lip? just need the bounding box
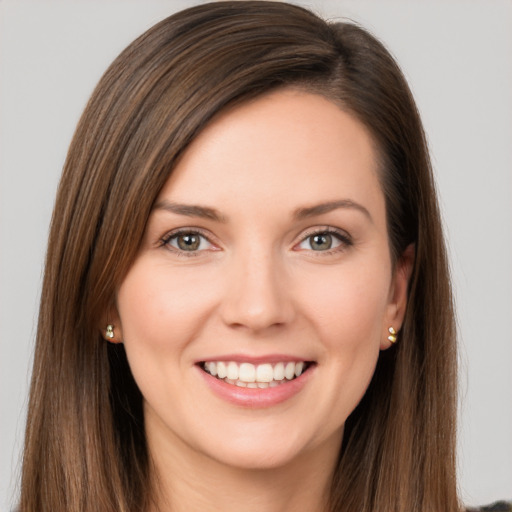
[196,354,315,365]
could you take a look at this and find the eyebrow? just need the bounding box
[153,198,371,223]
[293,199,372,222]
[152,200,227,222]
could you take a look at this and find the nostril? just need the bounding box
[219,267,295,331]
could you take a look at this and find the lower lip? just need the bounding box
[197,365,314,408]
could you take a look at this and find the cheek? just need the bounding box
[114,260,223,416]
[295,260,391,413]
[116,260,219,357]
[299,261,391,344]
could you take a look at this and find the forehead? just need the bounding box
[158,89,384,225]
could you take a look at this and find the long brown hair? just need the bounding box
[19,2,459,511]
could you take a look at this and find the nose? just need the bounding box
[219,249,295,333]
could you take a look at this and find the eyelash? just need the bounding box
[160,228,216,257]
[159,226,353,257]
[295,227,353,255]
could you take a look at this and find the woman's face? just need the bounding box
[113,89,410,471]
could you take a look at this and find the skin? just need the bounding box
[109,89,412,512]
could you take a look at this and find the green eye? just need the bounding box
[296,229,351,253]
[165,231,211,252]
[176,233,201,251]
[309,233,333,251]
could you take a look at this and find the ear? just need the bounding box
[99,306,124,344]
[381,244,415,350]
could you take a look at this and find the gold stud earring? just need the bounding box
[387,327,397,344]
[106,324,115,339]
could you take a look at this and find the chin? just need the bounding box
[204,438,309,471]
[195,421,342,472]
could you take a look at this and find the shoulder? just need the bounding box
[466,502,512,512]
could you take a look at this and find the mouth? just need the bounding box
[199,360,315,389]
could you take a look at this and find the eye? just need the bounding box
[296,229,351,252]
[162,230,214,253]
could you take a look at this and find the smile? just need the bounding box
[201,361,312,388]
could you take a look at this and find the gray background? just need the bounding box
[1,1,511,509]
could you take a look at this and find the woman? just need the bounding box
[18,2,465,511]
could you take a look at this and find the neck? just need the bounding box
[146,421,340,512]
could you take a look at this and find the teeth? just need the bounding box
[227,362,239,380]
[284,362,295,380]
[202,360,310,386]
[207,361,217,376]
[273,362,285,381]
[256,363,273,383]
[217,362,227,379]
[239,363,256,382]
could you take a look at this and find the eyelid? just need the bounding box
[158,225,351,256]
[160,227,220,254]
[293,226,353,253]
